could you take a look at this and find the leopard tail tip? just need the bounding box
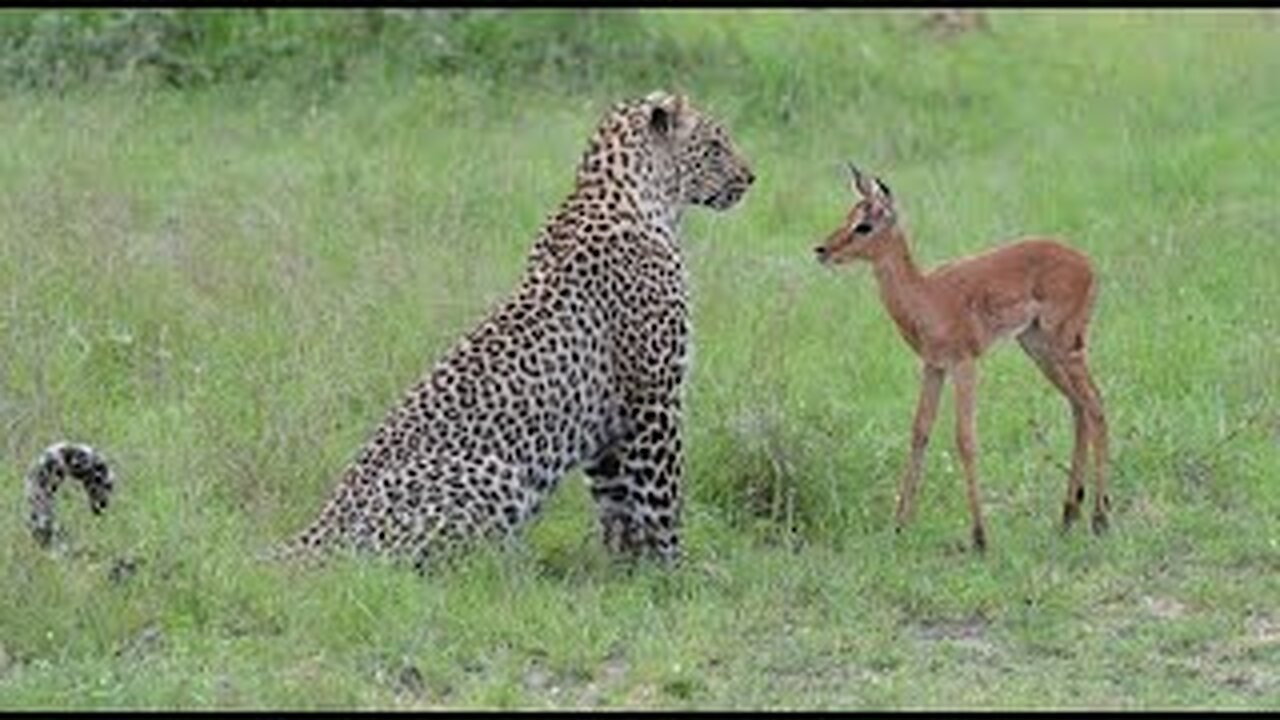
[25,441,116,547]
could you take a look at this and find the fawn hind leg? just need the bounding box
[1018,326,1090,531]
[1042,276,1109,534]
[1060,354,1109,533]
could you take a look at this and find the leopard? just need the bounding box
[25,91,755,572]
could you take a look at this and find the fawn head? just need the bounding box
[814,162,898,265]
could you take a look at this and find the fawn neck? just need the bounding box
[869,227,933,353]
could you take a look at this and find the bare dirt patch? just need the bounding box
[1245,612,1280,646]
[1163,610,1280,698]
[1141,595,1188,621]
[517,648,633,708]
[912,612,990,644]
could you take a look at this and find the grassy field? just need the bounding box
[1,9,1278,709]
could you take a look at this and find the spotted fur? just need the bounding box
[25,441,115,547]
[271,91,755,569]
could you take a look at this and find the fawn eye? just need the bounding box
[853,222,873,234]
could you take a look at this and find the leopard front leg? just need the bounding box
[583,392,684,563]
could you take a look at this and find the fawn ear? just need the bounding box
[847,162,877,198]
[873,177,894,207]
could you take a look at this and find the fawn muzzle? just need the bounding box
[815,225,855,265]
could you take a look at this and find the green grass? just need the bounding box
[1,9,1278,709]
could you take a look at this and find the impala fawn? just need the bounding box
[815,164,1109,551]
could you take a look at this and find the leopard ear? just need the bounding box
[648,91,683,138]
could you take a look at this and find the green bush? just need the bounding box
[0,9,730,95]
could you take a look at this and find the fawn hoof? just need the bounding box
[1062,502,1082,532]
[971,525,988,553]
[1091,511,1110,536]
[893,514,911,536]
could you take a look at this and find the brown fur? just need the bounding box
[815,165,1109,551]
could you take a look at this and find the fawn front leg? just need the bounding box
[952,359,988,552]
[895,363,946,532]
